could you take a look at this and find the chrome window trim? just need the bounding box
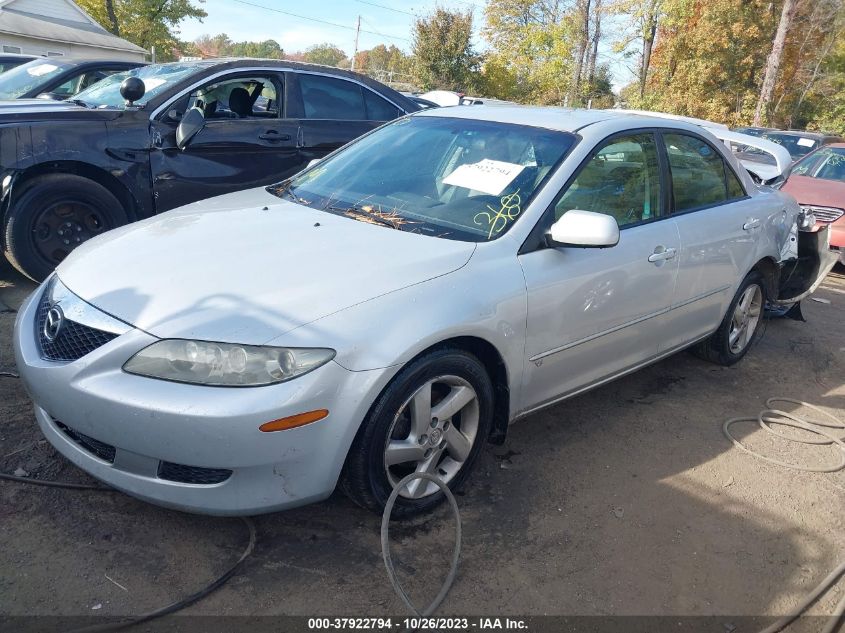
[47,276,133,336]
[149,66,407,122]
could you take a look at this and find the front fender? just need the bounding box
[268,253,528,419]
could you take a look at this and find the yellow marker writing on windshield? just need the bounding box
[474,190,522,239]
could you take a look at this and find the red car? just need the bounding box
[782,143,845,263]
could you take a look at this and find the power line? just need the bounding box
[229,0,411,43]
[360,17,412,45]
[355,0,416,17]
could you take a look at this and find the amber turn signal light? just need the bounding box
[259,409,329,432]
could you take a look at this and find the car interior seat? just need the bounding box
[228,87,253,118]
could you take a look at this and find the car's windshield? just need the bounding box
[760,132,820,160]
[73,63,204,108]
[0,59,72,99]
[271,116,576,242]
[790,147,845,182]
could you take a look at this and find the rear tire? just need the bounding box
[692,271,766,366]
[4,174,128,281]
[340,348,493,518]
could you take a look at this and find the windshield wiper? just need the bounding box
[68,98,91,109]
[328,204,403,230]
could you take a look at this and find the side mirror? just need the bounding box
[176,107,205,150]
[120,76,145,106]
[36,92,61,101]
[547,210,620,248]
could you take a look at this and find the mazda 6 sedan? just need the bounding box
[13,107,837,517]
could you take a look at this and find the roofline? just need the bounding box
[0,27,147,53]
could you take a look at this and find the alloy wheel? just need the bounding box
[729,284,763,354]
[383,375,480,500]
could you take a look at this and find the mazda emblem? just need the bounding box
[43,305,64,343]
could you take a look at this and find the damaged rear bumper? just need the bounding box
[772,225,839,305]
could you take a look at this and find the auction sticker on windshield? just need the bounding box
[443,159,525,196]
[797,138,816,148]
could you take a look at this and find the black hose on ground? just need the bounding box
[0,473,257,631]
[380,471,462,622]
[724,398,845,633]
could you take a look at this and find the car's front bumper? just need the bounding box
[13,284,389,516]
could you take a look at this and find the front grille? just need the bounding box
[37,289,117,361]
[802,205,844,223]
[54,420,116,463]
[158,461,232,485]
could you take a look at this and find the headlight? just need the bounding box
[123,340,335,386]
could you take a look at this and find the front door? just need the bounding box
[150,72,299,212]
[518,132,681,412]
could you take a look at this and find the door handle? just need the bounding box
[258,131,291,142]
[743,218,761,230]
[648,246,677,263]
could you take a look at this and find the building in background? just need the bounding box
[0,0,146,61]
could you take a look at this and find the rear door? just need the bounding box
[658,130,764,350]
[150,71,299,211]
[288,71,403,165]
[518,132,681,411]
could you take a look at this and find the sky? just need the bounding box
[177,0,634,91]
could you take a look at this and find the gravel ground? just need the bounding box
[1,259,843,626]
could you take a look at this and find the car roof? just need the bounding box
[413,104,716,134]
[414,104,625,132]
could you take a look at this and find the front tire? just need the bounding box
[340,348,494,518]
[693,271,766,366]
[4,174,128,281]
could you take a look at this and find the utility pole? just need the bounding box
[351,15,361,71]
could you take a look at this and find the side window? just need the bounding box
[187,76,281,120]
[363,89,399,121]
[664,133,735,212]
[299,74,365,120]
[726,166,746,199]
[51,71,88,97]
[554,133,662,227]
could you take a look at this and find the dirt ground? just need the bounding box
[1,257,843,627]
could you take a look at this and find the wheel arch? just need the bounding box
[11,161,141,223]
[403,335,511,445]
[750,255,779,299]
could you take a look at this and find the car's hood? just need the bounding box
[782,175,845,209]
[57,187,476,344]
[0,98,121,121]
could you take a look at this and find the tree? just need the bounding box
[77,0,208,61]
[228,39,284,59]
[192,33,231,57]
[753,0,798,125]
[483,0,578,105]
[568,0,591,101]
[611,0,666,99]
[412,8,479,91]
[302,43,347,67]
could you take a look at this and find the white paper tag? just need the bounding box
[443,159,525,196]
[27,64,58,77]
[797,138,816,148]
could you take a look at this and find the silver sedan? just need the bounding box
[13,106,837,516]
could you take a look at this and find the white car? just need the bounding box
[13,106,836,516]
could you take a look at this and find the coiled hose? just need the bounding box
[724,398,845,633]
